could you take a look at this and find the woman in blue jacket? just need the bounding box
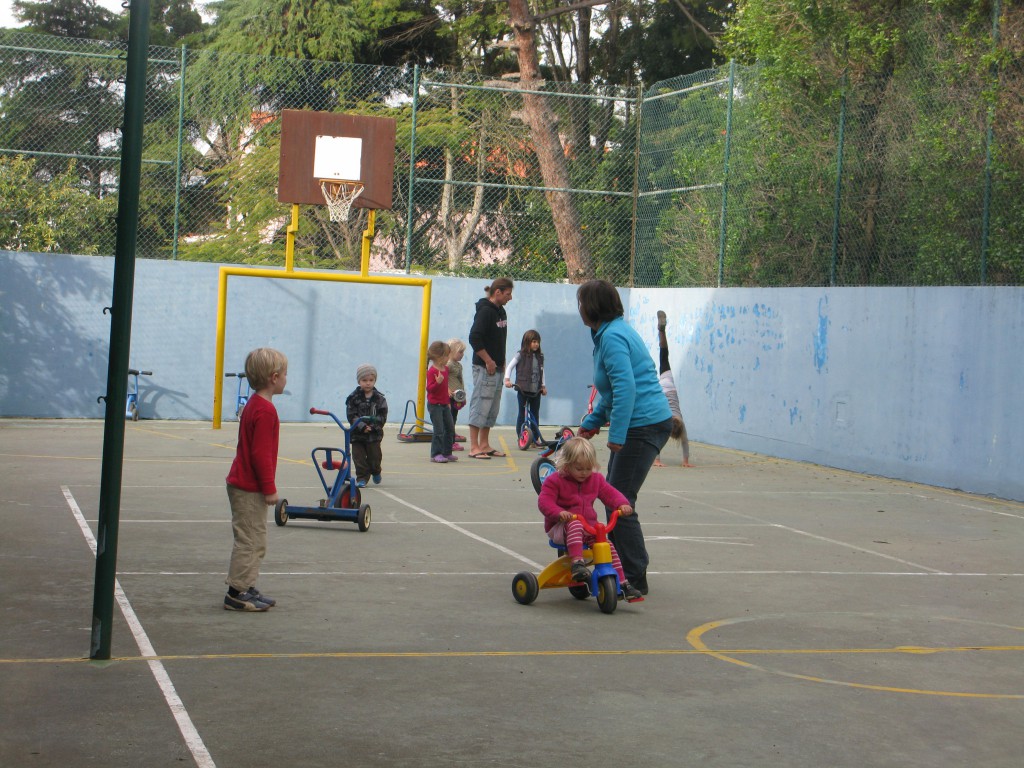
[577,279,672,595]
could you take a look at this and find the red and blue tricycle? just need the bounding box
[274,407,370,531]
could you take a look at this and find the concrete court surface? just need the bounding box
[1,418,1022,768]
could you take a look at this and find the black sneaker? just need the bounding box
[570,561,590,583]
[245,586,275,607]
[657,310,667,331]
[621,583,645,603]
[224,591,270,612]
[634,573,649,595]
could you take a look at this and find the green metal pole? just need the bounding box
[980,0,1000,285]
[716,60,736,287]
[629,85,643,288]
[91,0,151,661]
[171,44,187,261]
[830,76,848,287]
[404,65,420,274]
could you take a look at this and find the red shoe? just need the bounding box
[451,442,465,451]
[454,433,467,442]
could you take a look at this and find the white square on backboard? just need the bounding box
[313,135,362,181]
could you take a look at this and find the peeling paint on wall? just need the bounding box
[814,296,829,372]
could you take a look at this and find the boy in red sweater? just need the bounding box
[224,347,287,611]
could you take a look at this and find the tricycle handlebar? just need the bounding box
[574,508,621,537]
[309,408,362,432]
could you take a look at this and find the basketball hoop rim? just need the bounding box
[317,178,364,189]
[318,178,365,222]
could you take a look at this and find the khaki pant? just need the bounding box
[226,483,267,592]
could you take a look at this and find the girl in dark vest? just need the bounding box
[503,329,546,447]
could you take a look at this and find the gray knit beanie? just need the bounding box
[356,363,377,382]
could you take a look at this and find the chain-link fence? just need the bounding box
[638,6,1023,286]
[1,6,1021,287]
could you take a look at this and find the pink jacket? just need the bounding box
[537,471,629,534]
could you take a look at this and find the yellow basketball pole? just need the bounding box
[284,203,300,272]
[213,267,229,428]
[360,209,376,276]
[213,266,431,429]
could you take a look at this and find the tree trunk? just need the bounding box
[507,0,594,282]
[438,88,487,271]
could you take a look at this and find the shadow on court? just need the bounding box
[2,419,1022,768]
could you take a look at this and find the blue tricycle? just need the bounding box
[273,408,371,531]
[126,368,152,421]
[224,371,251,419]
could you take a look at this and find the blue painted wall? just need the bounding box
[2,251,1021,501]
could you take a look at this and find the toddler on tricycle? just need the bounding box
[512,437,644,614]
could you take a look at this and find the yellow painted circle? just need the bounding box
[686,613,1024,699]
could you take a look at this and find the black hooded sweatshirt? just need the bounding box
[468,296,508,369]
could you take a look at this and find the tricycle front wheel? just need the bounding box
[596,575,618,614]
[357,503,371,532]
[339,486,361,509]
[512,572,539,605]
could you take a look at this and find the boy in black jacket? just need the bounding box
[345,363,388,487]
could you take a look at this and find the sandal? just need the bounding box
[468,452,491,460]
[485,449,507,457]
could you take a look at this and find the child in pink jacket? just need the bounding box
[537,437,645,603]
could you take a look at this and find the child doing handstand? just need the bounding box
[653,310,692,467]
[537,437,644,603]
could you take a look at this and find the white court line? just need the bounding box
[662,490,946,574]
[646,536,753,545]
[62,486,216,768]
[102,519,773,527]
[376,489,544,570]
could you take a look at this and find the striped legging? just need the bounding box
[561,518,627,584]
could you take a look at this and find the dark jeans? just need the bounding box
[351,441,382,482]
[604,417,673,585]
[428,402,454,457]
[515,389,542,442]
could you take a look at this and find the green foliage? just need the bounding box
[1,0,1020,287]
[11,0,117,38]
[0,156,115,254]
[204,0,442,67]
[644,0,1023,286]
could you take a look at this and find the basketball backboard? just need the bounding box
[278,110,397,210]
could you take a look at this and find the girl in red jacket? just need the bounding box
[537,437,645,603]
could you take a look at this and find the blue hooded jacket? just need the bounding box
[581,317,671,445]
